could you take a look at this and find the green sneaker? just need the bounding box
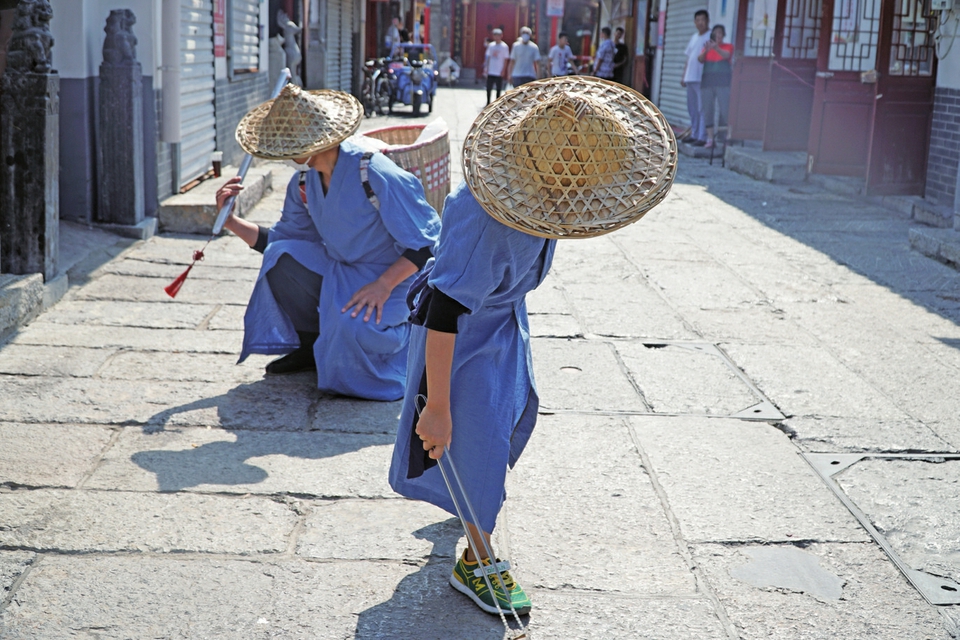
[449,551,532,616]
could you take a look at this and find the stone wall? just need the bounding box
[215,71,270,167]
[925,86,960,207]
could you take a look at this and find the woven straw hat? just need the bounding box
[463,76,677,239]
[236,84,363,159]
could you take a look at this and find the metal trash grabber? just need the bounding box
[416,396,529,639]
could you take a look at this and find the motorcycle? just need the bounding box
[361,57,391,116]
[386,43,439,116]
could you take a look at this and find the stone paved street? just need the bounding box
[2,85,960,639]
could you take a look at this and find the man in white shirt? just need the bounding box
[680,10,710,145]
[507,26,540,87]
[384,17,401,57]
[484,28,510,104]
[549,32,574,76]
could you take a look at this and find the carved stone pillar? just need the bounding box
[97,9,144,226]
[0,0,59,280]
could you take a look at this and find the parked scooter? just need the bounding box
[361,57,391,116]
[386,43,439,116]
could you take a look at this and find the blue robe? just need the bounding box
[389,182,557,532]
[239,140,441,401]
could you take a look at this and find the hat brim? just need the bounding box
[463,76,677,239]
[236,90,364,160]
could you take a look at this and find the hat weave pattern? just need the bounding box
[463,76,677,239]
[236,84,363,160]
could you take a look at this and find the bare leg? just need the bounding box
[463,522,493,562]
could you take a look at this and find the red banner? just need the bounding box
[213,0,227,57]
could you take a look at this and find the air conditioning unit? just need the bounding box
[931,0,954,11]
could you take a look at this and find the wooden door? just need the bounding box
[806,0,881,177]
[864,0,936,195]
[728,0,776,141]
[468,1,519,76]
[762,0,820,150]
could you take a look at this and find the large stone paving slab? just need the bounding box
[84,427,396,497]
[72,273,255,306]
[0,376,317,429]
[99,350,265,384]
[641,261,767,311]
[103,256,259,281]
[0,423,113,488]
[525,590,728,640]
[631,417,868,543]
[310,397,402,434]
[531,338,648,412]
[0,555,420,639]
[6,322,243,354]
[784,416,953,453]
[0,489,296,554]
[721,344,910,421]
[38,299,215,330]
[122,235,265,270]
[0,345,115,377]
[835,458,960,584]
[616,342,759,415]
[508,416,694,594]
[692,542,950,640]
[298,500,457,561]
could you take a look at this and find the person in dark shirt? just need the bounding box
[612,26,629,84]
[697,25,733,149]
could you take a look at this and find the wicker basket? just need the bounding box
[363,124,451,215]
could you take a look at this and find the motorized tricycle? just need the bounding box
[385,43,438,116]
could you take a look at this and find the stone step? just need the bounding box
[724,146,807,184]
[158,164,274,235]
[909,226,960,269]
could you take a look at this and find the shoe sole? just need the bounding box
[448,574,531,616]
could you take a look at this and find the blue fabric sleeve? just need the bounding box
[366,153,441,252]
[427,194,508,313]
[267,173,324,245]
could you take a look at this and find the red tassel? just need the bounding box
[164,264,194,298]
[164,248,206,298]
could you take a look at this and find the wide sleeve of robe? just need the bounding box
[365,152,441,253]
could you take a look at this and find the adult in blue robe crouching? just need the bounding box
[217,85,440,401]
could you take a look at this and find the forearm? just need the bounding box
[378,255,419,291]
[424,328,456,410]
[222,214,261,248]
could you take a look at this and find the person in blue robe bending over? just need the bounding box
[389,76,676,616]
[216,85,441,401]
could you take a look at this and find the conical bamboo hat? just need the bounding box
[463,76,677,239]
[236,84,363,159]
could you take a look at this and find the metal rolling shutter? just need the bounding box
[659,0,700,127]
[181,0,217,187]
[325,0,343,89]
[231,0,261,73]
[339,0,353,91]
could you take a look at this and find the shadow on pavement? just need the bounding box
[355,518,520,639]
[132,376,399,492]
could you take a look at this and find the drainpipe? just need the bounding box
[161,0,181,191]
[650,0,667,105]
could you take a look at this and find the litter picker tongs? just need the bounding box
[416,396,530,639]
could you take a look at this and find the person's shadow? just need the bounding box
[133,375,401,492]
[355,519,525,639]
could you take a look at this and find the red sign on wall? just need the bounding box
[214,0,227,57]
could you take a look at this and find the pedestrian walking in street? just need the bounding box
[697,24,733,149]
[384,16,401,58]
[389,76,676,618]
[593,26,616,79]
[548,32,575,76]
[680,9,711,146]
[507,26,540,87]
[216,84,441,401]
[612,26,629,84]
[484,28,510,104]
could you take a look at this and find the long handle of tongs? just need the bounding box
[437,447,529,639]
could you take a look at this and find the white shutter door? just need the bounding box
[339,0,353,91]
[325,0,343,89]
[659,0,699,127]
[231,0,261,73]
[181,0,217,186]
